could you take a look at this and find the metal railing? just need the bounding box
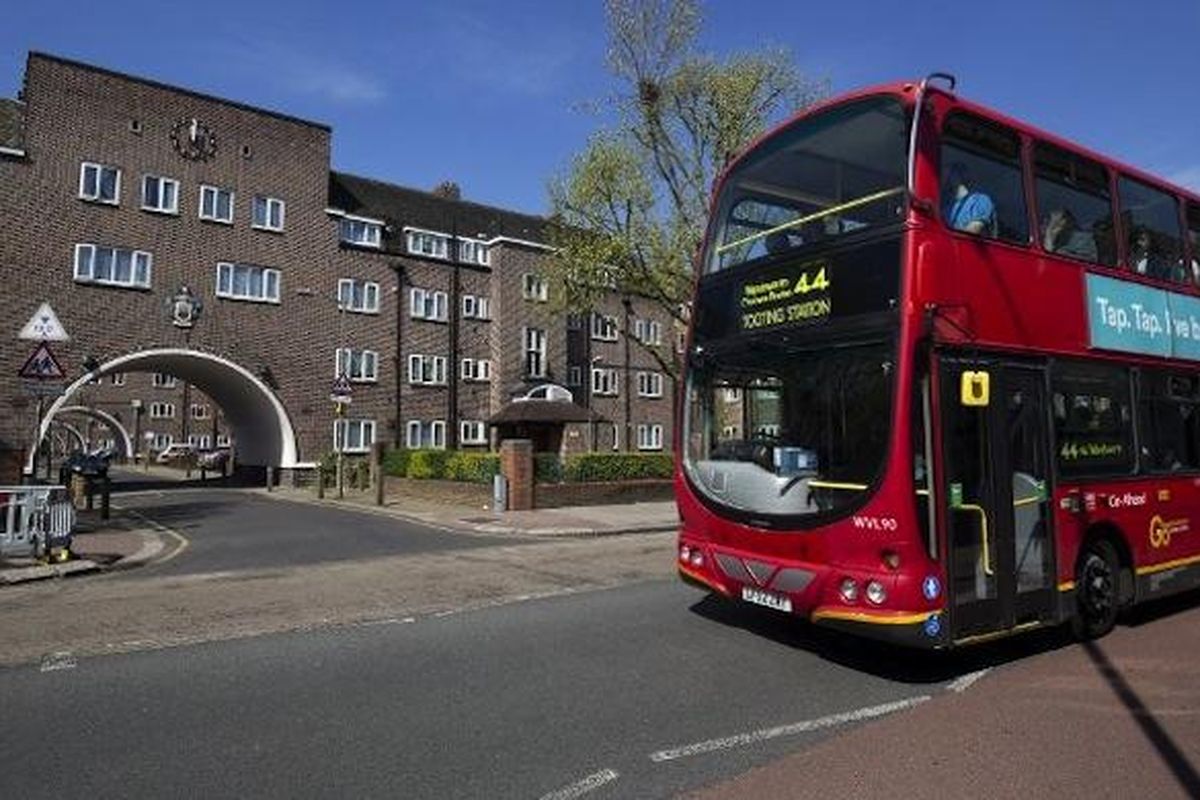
[0,485,74,559]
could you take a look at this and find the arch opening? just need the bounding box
[26,348,299,475]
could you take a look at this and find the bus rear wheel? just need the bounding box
[1072,539,1119,640]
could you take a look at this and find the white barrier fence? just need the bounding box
[0,486,74,559]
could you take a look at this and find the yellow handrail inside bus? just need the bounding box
[715,187,905,255]
[955,503,993,577]
[807,480,868,491]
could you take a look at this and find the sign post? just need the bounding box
[331,375,353,499]
[18,303,71,483]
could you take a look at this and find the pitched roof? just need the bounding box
[328,171,551,253]
[0,99,25,151]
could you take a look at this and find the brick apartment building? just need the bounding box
[0,52,677,482]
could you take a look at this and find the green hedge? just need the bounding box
[381,449,674,484]
[559,453,674,483]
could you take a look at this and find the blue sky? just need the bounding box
[3,1,1198,215]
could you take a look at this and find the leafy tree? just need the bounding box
[548,0,825,376]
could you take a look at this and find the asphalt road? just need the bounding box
[112,488,499,576]
[0,578,984,800]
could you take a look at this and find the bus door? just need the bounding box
[938,359,1057,640]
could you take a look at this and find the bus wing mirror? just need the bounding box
[960,370,990,407]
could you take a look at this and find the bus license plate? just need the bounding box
[741,586,792,613]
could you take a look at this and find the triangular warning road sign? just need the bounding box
[19,303,70,342]
[19,342,66,380]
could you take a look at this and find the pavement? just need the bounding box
[261,484,680,538]
[0,511,166,585]
[689,594,1200,800]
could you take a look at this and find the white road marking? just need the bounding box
[359,616,416,627]
[648,696,931,763]
[947,668,991,694]
[537,768,619,800]
[39,651,77,673]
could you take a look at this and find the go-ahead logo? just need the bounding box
[1149,515,1190,549]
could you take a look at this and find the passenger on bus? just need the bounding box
[1043,208,1098,261]
[1129,227,1170,280]
[942,162,997,237]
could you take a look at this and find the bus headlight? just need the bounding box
[865,580,887,605]
[839,578,859,603]
[680,545,691,563]
[690,549,704,567]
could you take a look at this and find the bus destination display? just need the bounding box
[740,262,831,331]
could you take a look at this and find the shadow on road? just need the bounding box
[687,594,1076,684]
[118,499,234,531]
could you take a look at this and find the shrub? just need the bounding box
[444,452,501,483]
[383,448,410,477]
[534,453,564,484]
[561,453,674,483]
[406,449,452,479]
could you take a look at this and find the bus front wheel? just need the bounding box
[1072,539,1119,640]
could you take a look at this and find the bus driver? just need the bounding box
[943,161,997,237]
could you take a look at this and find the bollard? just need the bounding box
[317,468,325,499]
[100,475,111,520]
[266,466,275,492]
[372,442,385,506]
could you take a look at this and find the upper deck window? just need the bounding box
[1118,176,1184,282]
[940,113,1027,244]
[1033,143,1116,266]
[706,96,908,274]
[1187,203,1200,285]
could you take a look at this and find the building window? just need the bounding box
[111,373,126,386]
[405,420,446,449]
[458,238,490,266]
[216,262,281,303]
[460,420,488,445]
[338,279,380,313]
[407,354,448,385]
[637,371,664,398]
[409,287,449,322]
[611,423,620,451]
[149,402,175,419]
[340,217,382,248]
[591,314,619,342]
[523,327,547,378]
[460,358,492,382]
[634,319,662,346]
[152,433,173,451]
[461,294,491,320]
[334,419,376,454]
[522,273,548,302]
[152,373,177,388]
[406,229,450,259]
[191,404,209,420]
[336,348,379,382]
[188,434,212,449]
[567,366,582,386]
[79,162,120,204]
[637,424,664,450]
[74,244,152,289]
[252,195,285,232]
[141,175,179,214]
[592,367,619,396]
[199,184,234,224]
[216,434,232,447]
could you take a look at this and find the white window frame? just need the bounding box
[430,420,447,450]
[460,358,492,382]
[149,402,175,419]
[190,404,210,420]
[457,238,491,266]
[335,348,379,383]
[141,174,179,214]
[460,420,488,445]
[334,418,376,454]
[338,278,380,314]
[405,228,450,259]
[199,184,234,224]
[406,421,422,449]
[79,162,120,205]
[567,366,582,386]
[637,423,664,451]
[152,433,173,451]
[188,434,212,450]
[152,373,177,389]
[523,327,547,378]
[591,367,619,396]
[611,423,620,452]
[637,371,664,398]
[591,314,619,342]
[340,216,382,248]
[408,355,448,385]
[111,373,126,386]
[461,294,492,320]
[216,262,281,303]
[634,318,662,346]
[522,273,548,302]
[74,243,153,289]
[409,287,448,322]
[252,195,286,232]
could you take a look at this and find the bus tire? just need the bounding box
[1072,539,1119,640]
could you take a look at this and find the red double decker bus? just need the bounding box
[676,74,1200,648]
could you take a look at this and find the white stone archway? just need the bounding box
[26,348,299,475]
[57,405,135,459]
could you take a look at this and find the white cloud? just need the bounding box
[215,37,386,106]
